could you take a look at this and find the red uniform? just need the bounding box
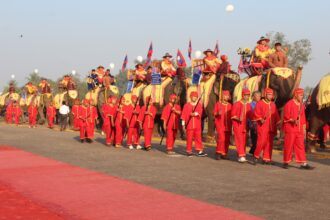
[12,106,22,125]
[72,105,80,130]
[323,124,330,142]
[213,101,232,156]
[161,103,181,151]
[124,104,141,146]
[231,101,252,157]
[114,105,126,146]
[91,106,98,137]
[283,99,307,164]
[78,106,94,140]
[181,102,203,153]
[5,104,13,123]
[46,105,57,128]
[138,105,157,148]
[28,105,38,127]
[102,104,116,145]
[253,100,280,161]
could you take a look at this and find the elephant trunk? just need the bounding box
[290,67,303,97]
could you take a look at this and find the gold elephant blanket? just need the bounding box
[317,73,330,109]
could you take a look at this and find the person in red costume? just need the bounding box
[202,49,221,75]
[181,91,206,157]
[161,94,181,155]
[78,99,95,143]
[138,96,157,151]
[46,102,57,129]
[282,88,314,170]
[28,103,38,128]
[12,101,22,125]
[231,88,252,163]
[114,97,126,148]
[213,90,232,160]
[102,97,116,146]
[5,102,13,124]
[252,88,280,164]
[124,95,142,150]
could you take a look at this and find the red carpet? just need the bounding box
[0,146,261,220]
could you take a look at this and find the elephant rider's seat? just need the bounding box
[317,73,330,110]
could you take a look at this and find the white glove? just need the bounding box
[182,121,185,126]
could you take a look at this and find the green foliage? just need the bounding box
[266,32,312,69]
[115,71,128,95]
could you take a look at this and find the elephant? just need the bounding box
[37,93,53,124]
[306,74,330,152]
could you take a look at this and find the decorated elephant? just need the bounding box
[306,73,330,152]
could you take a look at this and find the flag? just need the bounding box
[214,41,219,56]
[176,49,187,68]
[237,57,244,74]
[188,39,192,60]
[121,55,128,73]
[144,42,153,68]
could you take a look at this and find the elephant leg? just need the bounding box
[206,113,216,143]
[38,106,46,124]
[307,116,325,153]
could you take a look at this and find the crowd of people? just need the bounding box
[4,86,315,170]
[2,36,320,170]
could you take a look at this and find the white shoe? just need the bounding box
[128,145,134,150]
[136,145,142,150]
[238,157,247,163]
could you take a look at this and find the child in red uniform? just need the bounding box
[46,102,57,129]
[231,89,252,163]
[78,99,94,143]
[181,91,206,157]
[161,94,181,154]
[253,88,280,164]
[114,97,126,148]
[5,102,13,124]
[125,95,142,150]
[28,103,38,128]
[102,97,116,146]
[213,90,232,160]
[138,96,157,151]
[282,88,314,170]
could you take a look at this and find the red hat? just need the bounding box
[222,90,230,96]
[264,88,274,95]
[242,88,251,96]
[294,88,304,96]
[220,55,228,62]
[169,94,177,101]
[190,91,198,98]
[131,95,138,101]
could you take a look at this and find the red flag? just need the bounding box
[214,41,219,56]
[237,57,244,74]
[121,55,128,72]
[177,49,187,68]
[188,39,192,60]
[144,42,153,68]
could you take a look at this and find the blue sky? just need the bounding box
[0,0,329,90]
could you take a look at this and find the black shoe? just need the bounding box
[187,152,193,157]
[145,146,151,151]
[86,139,92,143]
[300,164,315,170]
[80,139,84,143]
[252,157,258,165]
[215,153,221,160]
[220,155,229,160]
[262,161,271,165]
[282,163,289,169]
[197,151,207,157]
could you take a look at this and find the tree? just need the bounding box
[266,32,312,69]
[2,80,21,94]
[115,71,129,95]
